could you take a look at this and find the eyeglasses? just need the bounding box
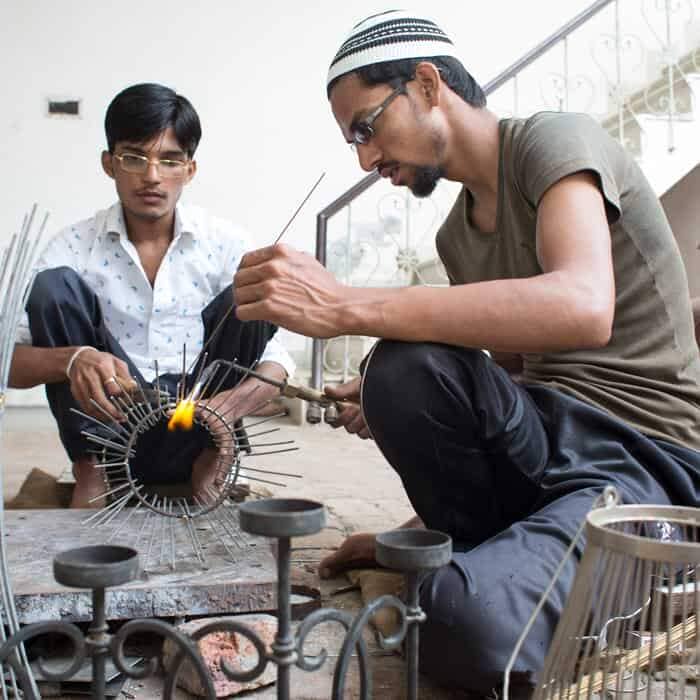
[349,80,409,148]
[113,152,189,178]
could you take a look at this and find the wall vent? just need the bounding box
[47,99,81,118]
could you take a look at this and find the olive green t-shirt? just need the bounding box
[436,111,700,451]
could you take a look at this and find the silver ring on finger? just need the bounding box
[104,376,118,388]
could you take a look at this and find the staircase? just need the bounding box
[308,0,700,398]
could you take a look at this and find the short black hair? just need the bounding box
[104,83,202,157]
[327,56,486,108]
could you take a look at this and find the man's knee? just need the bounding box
[361,340,485,427]
[27,266,93,316]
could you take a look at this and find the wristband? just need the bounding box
[65,346,96,379]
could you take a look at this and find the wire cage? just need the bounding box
[535,500,699,699]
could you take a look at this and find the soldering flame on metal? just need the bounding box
[168,399,196,431]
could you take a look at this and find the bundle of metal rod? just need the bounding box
[75,366,301,570]
[0,205,47,699]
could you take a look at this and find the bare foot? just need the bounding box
[191,447,222,500]
[70,457,107,508]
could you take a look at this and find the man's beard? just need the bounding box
[410,166,444,198]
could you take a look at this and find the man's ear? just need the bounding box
[101,150,115,179]
[414,61,442,106]
[184,159,197,185]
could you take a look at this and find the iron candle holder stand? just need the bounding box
[165,497,370,700]
[0,544,216,700]
[332,528,453,700]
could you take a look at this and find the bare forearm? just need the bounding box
[9,344,76,388]
[211,361,287,420]
[337,272,612,353]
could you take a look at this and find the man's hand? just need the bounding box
[319,532,377,579]
[68,349,136,420]
[194,361,287,442]
[233,244,347,338]
[324,377,371,439]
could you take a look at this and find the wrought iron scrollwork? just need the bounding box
[113,618,217,698]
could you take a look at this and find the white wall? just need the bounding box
[0,0,590,252]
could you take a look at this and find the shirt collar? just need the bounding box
[103,202,199,241]
[174,203,199,241]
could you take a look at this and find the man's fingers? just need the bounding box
[319,551,377,579]
[345,413,368,435]
[233,282,266,307]
[319,550,343,579]
[238,245,278,271]
[102,376,121,398]
[114,359,137,392]
[84,374,122,420]
[330,404,359,429]
[234,265,270,290]
[319,534,377,579]
[324,377,362,401]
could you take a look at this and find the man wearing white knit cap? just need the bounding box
[234,9,700,693]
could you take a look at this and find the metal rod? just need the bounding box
[181,499,206,566]
[88,399,131,436]
[82,432,133,455]
[179,344,187,401]
[82,490,132,523]
[236,465,302,479]
[70,408,128,442]
[193,495,241,557]
[90,587,107,700]
[243,448,300,458]
[274,172,326,244]
[275,536,293,700]
[145,498,162,565]
[169,500,176,571]
[107,500,143,542]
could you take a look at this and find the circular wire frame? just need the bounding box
[95,392,241,520]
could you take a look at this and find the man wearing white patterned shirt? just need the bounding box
[9,83,294,507]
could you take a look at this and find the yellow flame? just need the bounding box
[168,399,196,431]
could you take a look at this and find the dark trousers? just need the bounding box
[26,267,278,483]
[361,340,700,694]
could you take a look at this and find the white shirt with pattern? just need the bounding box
[16,202,295,382]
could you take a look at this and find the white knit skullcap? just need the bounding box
[327,9,459,87]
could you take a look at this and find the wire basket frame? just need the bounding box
[535,502,700,699]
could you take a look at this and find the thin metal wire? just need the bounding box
[0,207,46,697]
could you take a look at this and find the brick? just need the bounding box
[163,614,277,697]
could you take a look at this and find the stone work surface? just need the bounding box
[4,509,278,623]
